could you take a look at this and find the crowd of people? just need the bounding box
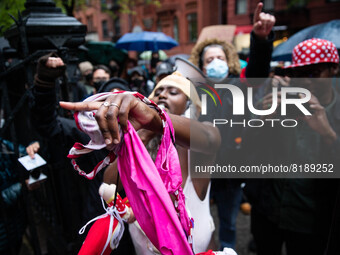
[1,2,340,255]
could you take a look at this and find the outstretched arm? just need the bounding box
[60,94,221,155]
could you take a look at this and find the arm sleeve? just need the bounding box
[329,137,340,167]
[30,86,63,138]
[245,31,274,78]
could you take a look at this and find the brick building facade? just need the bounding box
[74,0,340,56]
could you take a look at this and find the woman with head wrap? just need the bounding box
[124,72,219,254]
[75,71,221,254]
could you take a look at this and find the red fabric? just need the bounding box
[285,38,339,68]
[78,215,119,255]
[195,250,214,255]
[234,25,253,35]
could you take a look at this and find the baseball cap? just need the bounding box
[156,62,173,77]
[284,38,339,69]
[127,66,147,78]
[98,78,130,93]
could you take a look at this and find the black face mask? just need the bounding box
[93,80,106,91]
[110,65,118,75]
[85,73,92,83]
[130,80,146,95]
[131,79,145,89]
[151,57,159,68]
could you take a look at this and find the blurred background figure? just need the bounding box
[78,61,93,86]
[91,64,111,94]
[108,59,120,78]
[76,61,94,100]
[150,51,161,79]
[128,66,154,96]
[154,61,174,84]
[97,77,130,93]
[121,57,138,80]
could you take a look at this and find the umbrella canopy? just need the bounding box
[78,41,127,65]
[272,20,340,61]
[115,31,178,52]
[139,50,168,60]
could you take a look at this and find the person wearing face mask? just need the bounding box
[188,2,276,251]
[79,61,93,85]
[91,65,111,94]
[75,61,94,101]
[128,66,154,96]
[109,59,120,78]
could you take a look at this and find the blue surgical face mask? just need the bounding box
[206,58,229,79]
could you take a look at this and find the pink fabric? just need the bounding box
[68,92,193,254]
[67,92,165,179]
[117,114,193,255]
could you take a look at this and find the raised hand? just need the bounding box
[302,94,337,145]
[45,57,64,68]
[253,2,276,40]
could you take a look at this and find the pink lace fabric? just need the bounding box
[118,117,193,255]
[68,92,193,254]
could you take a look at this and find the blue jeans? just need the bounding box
[212,181,243,249]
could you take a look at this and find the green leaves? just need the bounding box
[0,0,25,36]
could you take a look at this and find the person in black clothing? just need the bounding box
[243,39,340,255]
[187,2,275,250]
[30,53,135,254]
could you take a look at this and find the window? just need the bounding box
[187,13,197,43]
[173,16,179,42]
[236,0,247,14]
[87,16,94,32]
[101,0,107,10]
[221,0,227,24]
[157,19,162,32]
[263,0,274,10]
[288,0,306,7]
[114,17,121,36]
[102,20,109,38]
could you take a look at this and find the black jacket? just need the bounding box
[30,85,107,244]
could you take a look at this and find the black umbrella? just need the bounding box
[78,41,127,65]
[272,19,340,61]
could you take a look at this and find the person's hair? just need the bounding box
[93,65,111,76]
[189,38,241,75]
[200,44,224,66]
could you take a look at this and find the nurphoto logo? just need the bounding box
[199,83,312,128]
